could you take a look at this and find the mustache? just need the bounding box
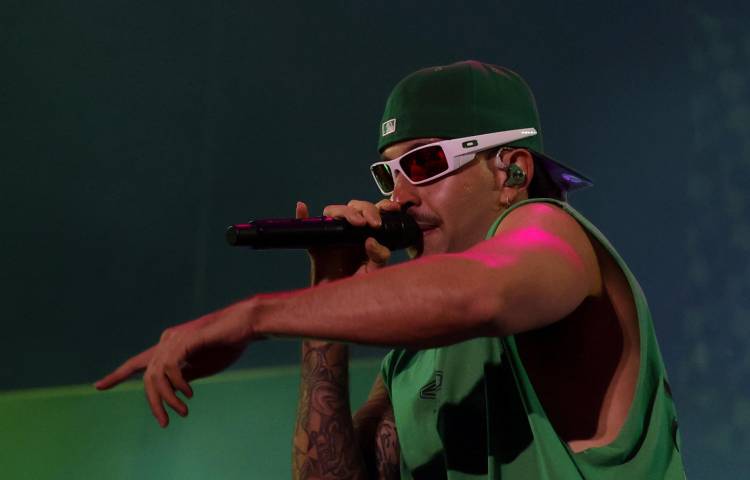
[403,207,441,227]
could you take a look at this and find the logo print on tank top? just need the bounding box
[419,370,443,399]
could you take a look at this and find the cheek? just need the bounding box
[422,168,497,237]
[437,183,480,229]
[442,177,498,237]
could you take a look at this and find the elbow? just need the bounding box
[462,271,508,338]
[473,291,508,337]
[444,254,510,338]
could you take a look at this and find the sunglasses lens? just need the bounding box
[371,163,395,193]
[400,146,449,182]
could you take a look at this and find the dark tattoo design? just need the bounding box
[293,342,365,480]
[374,410,400,480]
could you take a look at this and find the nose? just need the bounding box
[391,171,421,206]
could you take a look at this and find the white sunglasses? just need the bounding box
[370,127,538,195]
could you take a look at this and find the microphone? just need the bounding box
[226,211,423,250]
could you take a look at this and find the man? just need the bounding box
[96,60,686,479]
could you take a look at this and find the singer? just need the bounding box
[95,61,686,479]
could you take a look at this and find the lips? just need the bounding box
[417,223,439,234]
[408,210,440,235]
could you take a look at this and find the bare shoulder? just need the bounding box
[493,201,603,298]
[495,202,584,238]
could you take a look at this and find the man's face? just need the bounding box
[381,138,504,257]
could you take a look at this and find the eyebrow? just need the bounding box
[379,141,434,161]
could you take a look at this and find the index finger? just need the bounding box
[295,201,309,219]
[375,199,401,211]
[94,346,155,390]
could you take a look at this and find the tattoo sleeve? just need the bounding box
[373,408,400,479]
[352,380,401,480]
[293,341,366,480]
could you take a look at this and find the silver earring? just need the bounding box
[502,196,512,209]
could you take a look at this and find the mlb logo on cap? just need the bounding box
[382,118,397,136]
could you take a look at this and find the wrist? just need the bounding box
[247,291,300,341]
[311,264,357,284]
[308,247,363,283]
[303,338,349,350]
[245,295,271,340]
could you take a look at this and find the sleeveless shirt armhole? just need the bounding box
[485,198,662,462]
[380,349,398,397]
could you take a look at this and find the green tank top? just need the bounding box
[380,198,686,479]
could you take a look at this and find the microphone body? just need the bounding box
[226,211,422,251]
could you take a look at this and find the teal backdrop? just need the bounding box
[2,1,749,478]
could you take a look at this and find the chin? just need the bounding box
[407,234,445,259]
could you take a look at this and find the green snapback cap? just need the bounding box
[377,60,593,193]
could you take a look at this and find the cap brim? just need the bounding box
[530,150,594,193]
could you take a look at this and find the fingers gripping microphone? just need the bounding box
[226,211,423,250]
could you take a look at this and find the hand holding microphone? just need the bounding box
[226,199,419,282]
[226,199,421,251]
[298,199,403,282]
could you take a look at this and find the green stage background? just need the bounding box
[0,360,380,479]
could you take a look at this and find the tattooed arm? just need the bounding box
[291,200,401,479]
[353,376,401,479]
[292,342,400,480]
[292,340,366,480]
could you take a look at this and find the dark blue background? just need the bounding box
[3,1,749,477]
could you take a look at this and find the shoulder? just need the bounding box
[493,201,603,298]
[495,201,580,235]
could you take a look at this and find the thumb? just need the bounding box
[296,201,309,220]
[364,237,391,269]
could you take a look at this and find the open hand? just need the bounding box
[94,301,255,427]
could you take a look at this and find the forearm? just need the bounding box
[252,254,501,349]
[292,340,366,480]
[352,385,400,480]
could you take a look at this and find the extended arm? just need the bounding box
[96,202,601,430]
[252,203,601,347]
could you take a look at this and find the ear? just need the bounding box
[494,148,534,197]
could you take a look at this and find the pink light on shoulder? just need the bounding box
[463,225,585,271]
